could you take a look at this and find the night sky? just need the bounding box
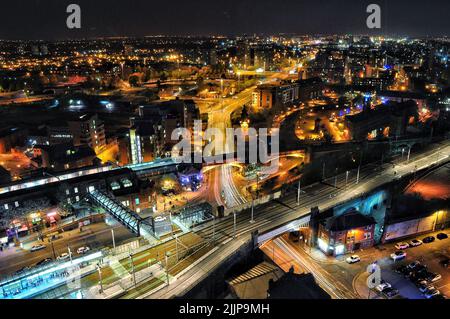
[0,0,449,40]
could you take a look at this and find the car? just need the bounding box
[14,266,31,275]
[77,246,90,254]
[346,255,361,264]
[427,273,442,283]
[391,251,407,261]
[431,294,447,300]
[417,281,431,292]
[423,236,435,244]
[375,281,392,292]
[406,261,421,270]
[424,287,440,299]
[409,239,423,247]
[395,265,409,275]
[382,287,399,298]
[30,244,46,252]
[35,258,53,266]
[57,253,70,261]
[437,233,448,240]
[439,258,449,269]
[395,242,409,250]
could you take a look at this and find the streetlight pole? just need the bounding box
[111,228,116,250]
[212,215,216,246]
[175,234,179,262]
[356,165,361,184]
[322,162,326,181]
[129,253,136,287]
[67,245,73,263]
[165,252,170,286]
[297,180,301,205]
[250,199,255,223]
[407,147,411,163]
[97,264,103,294]
[233,212,237,239]
[51,241,56,260]
[345,171,349,188]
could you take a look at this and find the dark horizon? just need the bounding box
[0,0,449,41]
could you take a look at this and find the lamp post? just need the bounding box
[97,264,103,294]
[297,179,301,205]
[250,199,255,224]
[129,253,136,287]
[233,212,237,239]
[111,228,116,250]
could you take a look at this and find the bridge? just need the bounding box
[86,189,154,238]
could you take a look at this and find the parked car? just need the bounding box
[437,233,448,240]
[57,253,70,261]
[35,258,53,266]
[439,258,449,269]
[376,281,392,292]
[395,265,409,275]
[30,244,46,252]
[382,287,399,298]
[391,251,407,261]
[406,261,421,270]
[423,236,435,244]
[395,242,409,250]
[77,246,90,254]
[427,273,442,283]
[431,294,447,299]
[424,287,440,299]
[346,255,361,264]
[418,282,433,293]
[14,266,31,275]
[409,239,423,247]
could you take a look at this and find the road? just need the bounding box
[143,140,450,299]
[0,221,133,277]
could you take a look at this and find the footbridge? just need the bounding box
[86,189,155,238]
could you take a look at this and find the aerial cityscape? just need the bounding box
[0,0,449,305]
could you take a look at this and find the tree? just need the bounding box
[129,75,140,87]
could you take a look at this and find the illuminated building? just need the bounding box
[318,210,376,256]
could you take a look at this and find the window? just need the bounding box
[75,196,80,202]
[66,189,70,195]
[74,187,79,194]
[4,204,9,210]
[14,201,19,208]
[135,198,140,205]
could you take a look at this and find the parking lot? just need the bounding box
[351,230,450,299]
[285,230,450,299]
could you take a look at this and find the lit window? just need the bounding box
[75,196,80,202]
[74,187,79,194]
[4,204,9,210]
[135,198,140,205]
[66,189,70,195]
[14,201,19,207]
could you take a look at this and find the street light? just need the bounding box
[97,264,103,294]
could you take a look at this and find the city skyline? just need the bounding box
[1,0,450,40]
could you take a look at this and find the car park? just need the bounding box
[30,244,46,252]
[395,265,409,275]
[436,233,448,240]
[346,255,361,264]
[395,242,409,250]
[391,251,407,261]
[409,239,423,247]
[423,236,435,244]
